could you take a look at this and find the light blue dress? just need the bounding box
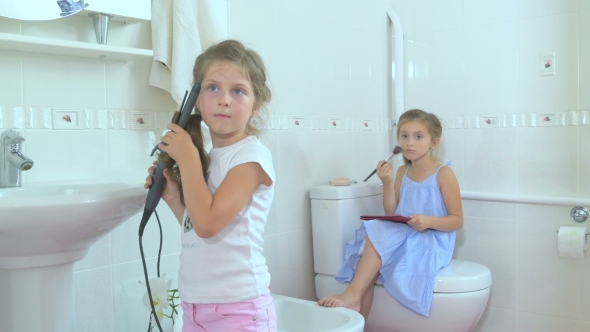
[335,163,456,317]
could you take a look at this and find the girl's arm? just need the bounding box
[430,166,463,231]
[178,153,271,238]
[383,165,406,215]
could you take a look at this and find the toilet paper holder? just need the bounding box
[570,206,588,222]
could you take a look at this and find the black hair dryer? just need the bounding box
[138,83,201,236]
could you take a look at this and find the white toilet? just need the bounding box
[310,182,491,332]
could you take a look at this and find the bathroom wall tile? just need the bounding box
[0,51,22,107]
[413,0,462,34]
[107,21,152,50]
[580,127,590,198]
[74,234,112,272]
[22,54,105,109]
[107,130,158,182]
[463,0,517,27]
[351,131,390,185]
[314,0,354,29]
[26,107,52,129]
[0,107,26,129]
[263,234,280,272]
[315,23,354,118]
[349,30,387,120]
[518,311,579,332]
[464,22,518,116]
[460,215,519,310]
[23,130,109,183]
[110,207,181,265]
[578,257,590,321]
[580,10,590,111]
[463,200,519,220]
[277,228,314,272]
[126,58,178,112]
[471,306,518,332]
[518,246,578,318]
[518,203,574,223]
[274,13,320,115]
[518,127,578,197]
[105,61,130,110]
[229,0,274,10]
[576,321,590,332]
[517,14,579,114]
[462,128,519,193]
[275,0,318,19]
[228,1,278,114]
[112,254,180,332]
[73,266,115,332]
[517,0,579,20]
[438,129,465,185]
[582,0,590,11]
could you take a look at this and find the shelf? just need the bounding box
[0,32,153,61]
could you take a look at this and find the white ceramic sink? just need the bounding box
[0,181,147,332]
[0,181,146,268]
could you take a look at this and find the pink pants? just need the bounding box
[180,290,277,332]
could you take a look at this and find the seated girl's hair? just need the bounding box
[157,112,210,206]
[192,39,272,136]
[397,109,443,165]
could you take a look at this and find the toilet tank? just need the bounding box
[310,182,383,276]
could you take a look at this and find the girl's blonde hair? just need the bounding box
[396,109,443,165]
[192,39,272,136]
[157,113,210,206]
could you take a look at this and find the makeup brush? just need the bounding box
[363,146,403,182]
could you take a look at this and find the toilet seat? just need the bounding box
[433,260,491,293]
[375,259,491,293]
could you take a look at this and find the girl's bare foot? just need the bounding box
[317,291,361,312]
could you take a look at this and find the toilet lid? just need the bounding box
[433,260,492,293]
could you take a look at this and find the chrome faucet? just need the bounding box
[0,129,34,188]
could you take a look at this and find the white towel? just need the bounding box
[149,0,228,105]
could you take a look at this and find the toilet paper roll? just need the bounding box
[557,226,589,258]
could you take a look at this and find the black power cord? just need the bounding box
[140,210,164,332]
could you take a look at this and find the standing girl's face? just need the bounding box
[397,120,439,162]
[197,60,259,147]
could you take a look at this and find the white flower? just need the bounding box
[143,273,173,313]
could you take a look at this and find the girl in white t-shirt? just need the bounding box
[145,40,276,332]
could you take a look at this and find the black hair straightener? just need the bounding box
[138,83,200,332]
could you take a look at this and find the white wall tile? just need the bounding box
[105,61,130,109]
[579,10,590,110]
[517,14,579,114]
[472,306,518,332]
[413,0,462,34]
[110,208,181,265]
[107,130,159,182]
[462,128,519,193]
[0,51,22,106]
[73,266,115,332]
[463,0,517,27]
[23,130,109,182]
[518,311,579,332]
[517,0,579,20]
[229,0,275,10]
[22,54,105,108]
[463,22,518,115]
[518,238,578,318]
[517,127,578,196]
[580,127,590,197]
[274,13,320,115]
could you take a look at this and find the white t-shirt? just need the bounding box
[178,136,275,303]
